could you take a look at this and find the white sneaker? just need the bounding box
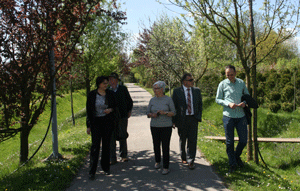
[162,168,169,175]
[154,163,160,169]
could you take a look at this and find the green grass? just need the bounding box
[0,89,91,190]
[1,85,300,190]
[199,97,300,191]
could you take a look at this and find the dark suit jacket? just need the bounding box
[172,86,203,128]
[112,85,133,118]
[86,89,117,129]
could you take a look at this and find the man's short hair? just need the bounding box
[181,73,192,83]
[225,65,236,72]
[109,72,119,80]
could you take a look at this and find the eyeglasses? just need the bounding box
[185,79,194,82]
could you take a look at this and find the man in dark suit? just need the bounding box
[172,73,202,169]
[109,72,133,164]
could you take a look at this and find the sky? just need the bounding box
[118,0,188,52]
[119,0,300,53]
[120,0,186,34]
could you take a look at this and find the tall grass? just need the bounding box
[0,90,90,190]
[199,97,300,190]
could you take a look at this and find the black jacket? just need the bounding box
[172,86,203,128]
[86,89,117,129]
[111,85,133,118]
[241,94,258,124]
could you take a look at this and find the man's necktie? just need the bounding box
[187,88,191,115]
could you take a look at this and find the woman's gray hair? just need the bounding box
[153,81,166,92]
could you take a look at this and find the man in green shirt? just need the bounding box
[216,65,249,173]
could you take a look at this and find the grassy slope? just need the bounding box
[0,90,90,190]
[199,97,300,191]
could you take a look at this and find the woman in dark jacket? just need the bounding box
[86,76,117,180]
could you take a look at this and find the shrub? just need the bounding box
[268,103,281,113]
[279,74,292,88]
[268,91,281,101]
[265,78,277,90]
[281,102,294,112]
[257,97,264,105]
[281,83,294,102]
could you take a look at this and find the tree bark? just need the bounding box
[249,0,259,163]
[20,123,30,163]
[70,79,75,126]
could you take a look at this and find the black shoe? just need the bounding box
[236,156,245,168]
[110,161,118,165]
[228,165,237,174]
[104,170,110,175]
[89,174,95,180]
[188,163,195,170]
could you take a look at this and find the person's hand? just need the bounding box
[157,110,165,115]
[87,127,91,135]
[151,113,158,118]
[228,103,237,109]
[104,108,113,114]
[172,123,176,129]
[237,102,246,108]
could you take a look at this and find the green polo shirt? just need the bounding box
[216,78,249,118]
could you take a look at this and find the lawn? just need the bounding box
[0,86,299,190]
[199,97,300,191]
[0,90,91,190]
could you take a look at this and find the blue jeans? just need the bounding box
[223,116,248,166]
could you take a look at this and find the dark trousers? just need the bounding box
[223,116,248,166]
[150,126,172,169]
[177,115,198,164]
[89,116,113,175]
[110,118,128,162]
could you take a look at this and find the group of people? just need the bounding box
[86,65,251,180]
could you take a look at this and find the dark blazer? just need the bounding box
[112,85,133,118]
[86,89,117,129]
[172,86,203,128]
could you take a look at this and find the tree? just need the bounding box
[79,10,127,94]
[0,0,119,163]
[168,0,300,162]
[132,14,216,89]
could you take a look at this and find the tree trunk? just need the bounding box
[20,123,30,163]
[70,79,75,126]
[252,68,259,163]
[245,71,253,161]
[86,64,91,95]
[249,0,259,163]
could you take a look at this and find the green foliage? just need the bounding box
[282,84,294,102]
[267,91,281,101]
[199,70,222,97]
[268,103,281,113]
[281,102,294,112]
[256,67,299,113]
